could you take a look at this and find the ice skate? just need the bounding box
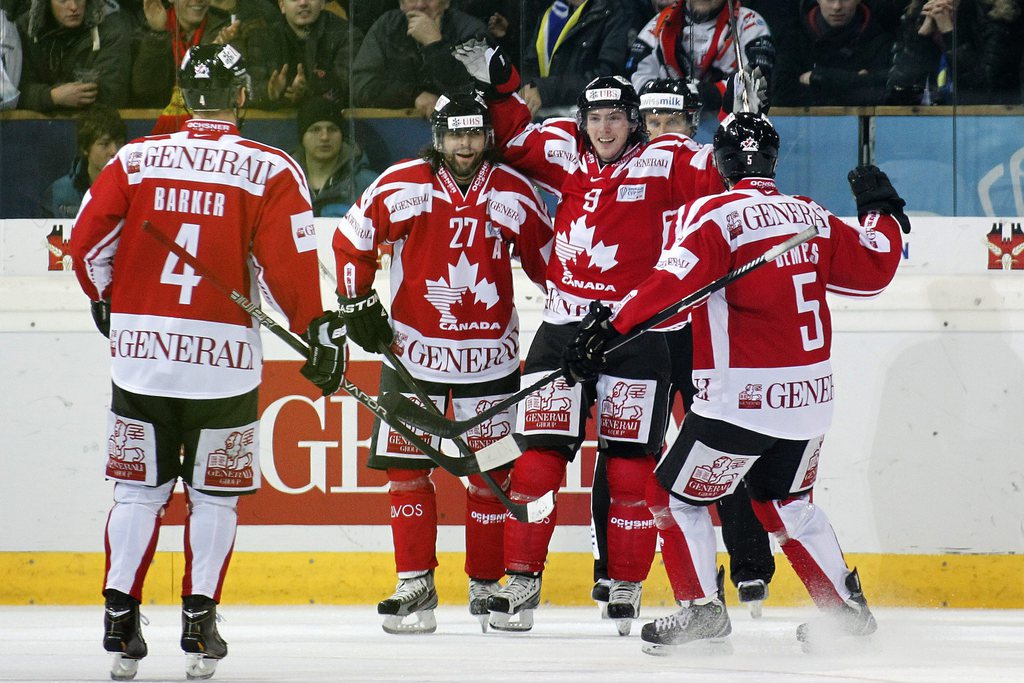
[487,573,541,632]
[737,579,768,619]
[641,567,731,656]
[103,593,147,681]
[606,580,642,636]
[469,579,500,633]
[797,568,877,654]
[591,578,610,619]
[377,571,438,635]
[180,596,228,680]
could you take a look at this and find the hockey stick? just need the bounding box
[382,226,820,438]
[140,221,485,478]
[378,343,553,523]
[725,0,751,113]
[315,259,549,521]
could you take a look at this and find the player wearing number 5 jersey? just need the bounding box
[332,91,553,634]
[70,45,344,681]
[567,113,907,653]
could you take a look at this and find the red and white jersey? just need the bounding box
[490,95,724,324]
[612,178,903,439]
[70,118,323,400]
[334,158,553,384]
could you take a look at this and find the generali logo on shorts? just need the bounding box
[107,419,148,482]
[465,398,513,451]
[599,381,647,440]
[684,455,752,499]
[204,429,255,489]
[523,379,574,431]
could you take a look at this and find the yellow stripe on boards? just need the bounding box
[1,552,1020,608]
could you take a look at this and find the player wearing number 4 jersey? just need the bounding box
[566,112,909,654]
[332,91,553,634]
[70,45,345,681]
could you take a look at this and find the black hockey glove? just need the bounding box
[452,37,520,98]
[562,301,617,386]
[300,311,347,396]
[848,165,911,234]
[337,290,393,353]
[91,299,110,337]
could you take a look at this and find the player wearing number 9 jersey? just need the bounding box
[69,45,341,682]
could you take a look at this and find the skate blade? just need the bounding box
[641,637,733,657]
[475,613,489,633]
[597,601,609,619]
[488,609,534,632]
[614,618,633,637]
[381,609,437,635]
[748,600,764,619]
[185,653,219,680]
[109,653,140,681]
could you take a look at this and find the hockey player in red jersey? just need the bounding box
[448,40,740,634]
[332,91,553,634]
[588,78,776,622]
[564,112,908,654]
[70,45,346,681]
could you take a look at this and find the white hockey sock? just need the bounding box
[668,497,719,599]
[105,480,174,597]
[183,485,238,599]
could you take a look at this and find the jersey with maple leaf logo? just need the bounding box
[489,95,724,324]
[69,118,323,400]
[333,158,553,383]
[612,178,903,439]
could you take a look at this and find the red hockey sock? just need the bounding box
[503,449,565,574]
[606,455,658,582]
[464,468,510,580]
[386,469,438,574]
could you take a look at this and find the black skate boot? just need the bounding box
[797,567,877,653]
[103,590,147,681]
[607,580,642,636]
[487,572,541,632]
[181,595,228,680]
[378,571,439,634]
[737,579,769,619]
[641,567,731,656]
[469,578,500,633]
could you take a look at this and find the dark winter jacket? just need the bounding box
[293,140,378,217]
[15,0,130,111]
[40,155,89,218]
[129,6,233,108]
[886,0,1024,105]
[522,0,631,109]
[240,11,362,109]
[774,3,894,106]
[351,8,484,108]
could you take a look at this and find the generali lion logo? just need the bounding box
[204,429,255,488]
[684,455,752,499]
[465,398,512,450]
[599,381,647,440]
[985,222,1024,270]
[523,379,573,431]
[738,383,762,409]
[106,419,147,481]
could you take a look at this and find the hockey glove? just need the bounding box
[300,311,347,396]
[848,165,911,234]
[729,66,769,114]
[562,301,617,386]
[338,290,393,353]
[91,299,110,337]
[452,37,520,97]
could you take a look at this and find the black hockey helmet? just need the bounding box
[713,112,780,181]
[575,75,643,144]
[639,78,703,131]
[179,44,250,113]
[430,91,494,152]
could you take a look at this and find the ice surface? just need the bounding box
[1,605,1022,682]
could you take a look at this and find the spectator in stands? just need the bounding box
[40,104,125,218]
[240,0,362,109]
[14,0,131,111]
[292,97,378,216]
[348,0,395,36]
[773,0,895,106]
[886,0,1024,105]
[519,0,631,114]
[626,0,775,117]
[129,0,236,109]
[455,1,523,70]
[351,0,483,117]
[1,5,21,108]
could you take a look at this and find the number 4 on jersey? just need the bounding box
[160,223,203,304]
